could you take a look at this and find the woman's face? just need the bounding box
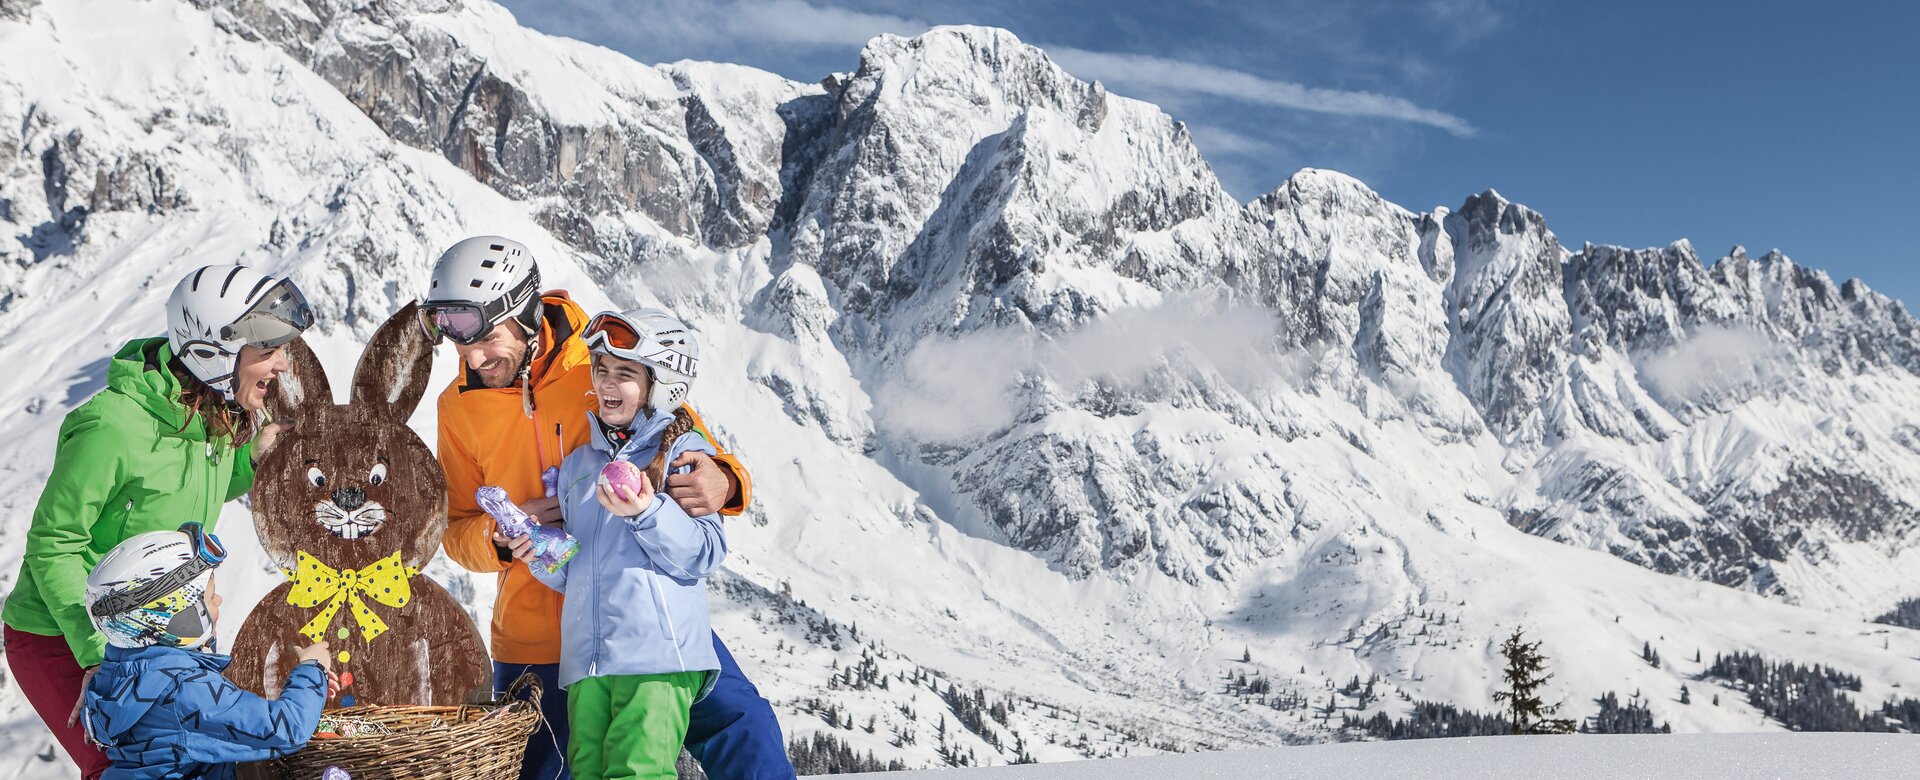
[232,343,291,412]
[591,354,652,428]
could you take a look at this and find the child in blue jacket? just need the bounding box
[499,307,727,780]
[81,523,336,780]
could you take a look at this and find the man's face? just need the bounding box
[456,323,529,389]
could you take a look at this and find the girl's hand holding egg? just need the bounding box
[598,460,654,515]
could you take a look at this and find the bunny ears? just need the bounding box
[269,301,437,423]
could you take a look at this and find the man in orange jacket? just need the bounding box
[422,236,792,780]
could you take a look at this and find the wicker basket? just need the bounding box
[252,673,544,780]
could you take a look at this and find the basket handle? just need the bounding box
[505,671,544,707]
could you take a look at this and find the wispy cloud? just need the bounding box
[720,0,927,47]
[1423,0,1506,44]
[1045,46,1476,137]
[502,0,928,57]
[1638,325,1793,405]
[871,296,1288,441]
[1181,123,1285,158]
[502,0,1472,137]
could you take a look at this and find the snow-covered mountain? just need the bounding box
[4,0,1920,775]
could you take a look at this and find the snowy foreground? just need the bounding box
[842,734,1920,779]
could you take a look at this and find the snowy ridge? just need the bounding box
[3,1,1920,776]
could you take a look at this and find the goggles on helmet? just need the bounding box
[583,311,646,359]
[417,301,493,345]
[87,522,226,619]
[585,310,699,381]
[418,272,541,346]
[219,279,314,348]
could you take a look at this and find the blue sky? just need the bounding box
[497,0,1919,305]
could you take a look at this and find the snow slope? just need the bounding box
[839,733,1920,779]
[3,1,1920,777]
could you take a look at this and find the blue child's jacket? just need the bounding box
[84,644,328,779]
[530,408,727,693]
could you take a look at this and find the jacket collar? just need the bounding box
[108,337,209,440]
[587,409,676,461]
[104,642,232,670]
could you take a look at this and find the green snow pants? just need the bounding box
[566,671,707,780]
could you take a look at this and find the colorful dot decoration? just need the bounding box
[340,694,356,707]
[340,672,354,687]
[337,627,349,640]
[338,650,350,663]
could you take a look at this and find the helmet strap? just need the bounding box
[520,329,541,374]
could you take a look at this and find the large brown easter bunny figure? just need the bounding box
[228,302,489,706]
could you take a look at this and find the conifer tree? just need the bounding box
[1492,628,1575,734]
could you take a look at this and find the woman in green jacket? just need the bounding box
[2,264,314,779]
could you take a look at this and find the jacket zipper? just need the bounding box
[587,441,631,679]
[202,441,215,527]
[532,408,546,477]
[588,477,601,677]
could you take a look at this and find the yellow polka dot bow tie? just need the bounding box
[284,550,419,643]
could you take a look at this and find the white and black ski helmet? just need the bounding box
[85,524,226,651]
[165,265,314,403]
[419,236,544,345]
[584,308,700,417]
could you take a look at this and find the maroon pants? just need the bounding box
[4,625,109,779]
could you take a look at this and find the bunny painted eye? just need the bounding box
[307,467,327,488]
[369,463,387,486]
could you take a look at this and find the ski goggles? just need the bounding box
[583,311,669,369]
[418,275,541,345]
[584,311,644,354]
[220,279,314,348]
[89,523,227,618]
[417,302,494,345]
[585,311,698,378]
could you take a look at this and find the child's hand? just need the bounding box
[296,640,334,673]
[492,529,540,565]
[596,474,654,516]
[325,670,342,699]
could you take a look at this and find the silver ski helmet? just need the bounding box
[166,265,314,403]
[85,523,227,651]
[583,308,699,417]
[419,236,543,345]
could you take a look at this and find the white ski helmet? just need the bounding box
[419,236,544,345]
[166,265,314,403]
[584,308,699,417]
[85,523,226,651]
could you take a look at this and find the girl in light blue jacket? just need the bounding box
[502,308,726,780]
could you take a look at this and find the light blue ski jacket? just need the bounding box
[529,408,726,693]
